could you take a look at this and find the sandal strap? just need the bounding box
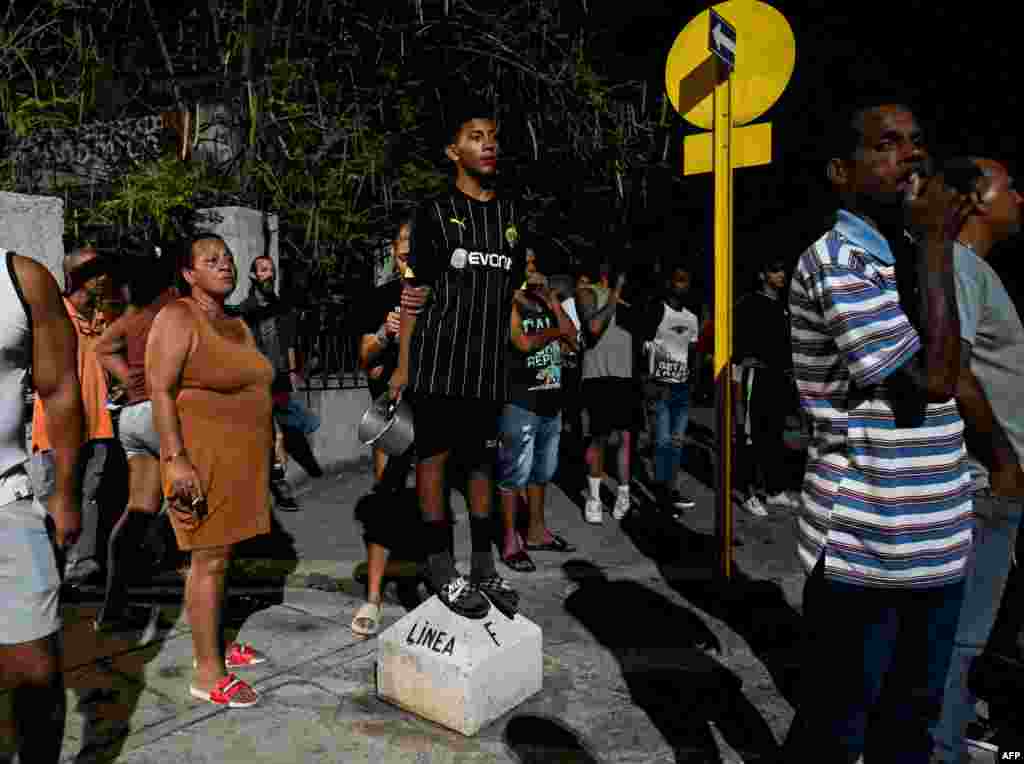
[212,674,251,702]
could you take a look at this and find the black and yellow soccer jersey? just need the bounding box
[405,188,528,402]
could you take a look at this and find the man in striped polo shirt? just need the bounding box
[390,99,526,620]
[782,102,975,762]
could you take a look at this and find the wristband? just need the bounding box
[375,326,392,346]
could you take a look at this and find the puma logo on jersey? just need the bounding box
[449,217,467,228]
[450,248,512,271]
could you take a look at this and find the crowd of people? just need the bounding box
[1,93,1022,763]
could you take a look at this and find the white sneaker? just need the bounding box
[766,491,800,510]
[585,498,604,524]
[741,495,768,517]
[612,489,631,520]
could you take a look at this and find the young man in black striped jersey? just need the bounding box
[389,100,525,619]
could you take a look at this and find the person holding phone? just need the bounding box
[147,234,274,708]
[578,263,637,523]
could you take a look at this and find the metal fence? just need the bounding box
[292,300,369,390]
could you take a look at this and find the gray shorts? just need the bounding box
[0,469,60,644]
[118,400,160,459]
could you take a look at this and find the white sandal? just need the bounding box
[350,600,382,637]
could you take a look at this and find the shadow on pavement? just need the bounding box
[619,504,804,709]
[562,559,779,763]
[48,510,300,763]
[503,713,598,764]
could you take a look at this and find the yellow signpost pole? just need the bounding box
[666,0,795,582]
[712,66,734,579]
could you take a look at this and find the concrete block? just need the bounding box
[196,206,278,307]
[0,192,65,284]
[377,595,543,736]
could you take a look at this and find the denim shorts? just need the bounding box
[118,400,160,459]
[0,469,60,644]
[497,403,561,491]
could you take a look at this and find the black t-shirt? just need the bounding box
[406,188,528,402]
[734,291,792,372]
[507,295,562,416]
[361,277,404,398]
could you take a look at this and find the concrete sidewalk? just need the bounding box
[0,422,1000,763]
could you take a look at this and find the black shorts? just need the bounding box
[583,377,640,436]
[411,393,502,463]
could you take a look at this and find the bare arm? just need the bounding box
[94,312,134,387]
[15,255,83,547]
[388,297,416,400]
[955,341,1023,497]
[578,286,620,345]
[146,302,195,469]
[887,177,972,421]
[510,297,565,353]
[359,323,393,371]
[551,298,579,353]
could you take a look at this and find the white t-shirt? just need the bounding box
[646,302,699,383]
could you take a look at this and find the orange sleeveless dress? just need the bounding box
[164,299,274,550]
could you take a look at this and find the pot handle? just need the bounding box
[377,397,400,420]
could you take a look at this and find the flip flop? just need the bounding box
[350,601,382,637]
[500,549,536,573]
[189,673,258,708]
[523,534,576,553]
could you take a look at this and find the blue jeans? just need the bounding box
[651,382,690,485]
[784,556,966,763]
[931,493,1022,762]
[497,404,561,491]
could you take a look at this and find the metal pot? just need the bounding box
[358,393,414,456]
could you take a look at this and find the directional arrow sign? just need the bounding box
[708,9,736,69]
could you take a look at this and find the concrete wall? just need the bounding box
[197,206,279,305]
[289,386,374,484]
[0,192,65,283]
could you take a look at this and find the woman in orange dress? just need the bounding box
[147,234,273,708]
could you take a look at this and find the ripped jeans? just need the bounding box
[650,382,690,485]
[497,404,561,491]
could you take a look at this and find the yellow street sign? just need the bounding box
[683,121,772,175]
[663,0,795,581]
[665,0,795,128]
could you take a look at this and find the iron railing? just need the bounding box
[292,300,369,390]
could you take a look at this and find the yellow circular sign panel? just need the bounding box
[665,0,795,129]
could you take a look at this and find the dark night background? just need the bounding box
[579,0,1020,308]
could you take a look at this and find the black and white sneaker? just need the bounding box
[670,491,696,510]
[434,575,491,619]
[472,574,520,619]
[963,719,1000,755]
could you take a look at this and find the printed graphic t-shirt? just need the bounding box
[405,189,528,402]
[507,295,562,416]
[646,302,699,383]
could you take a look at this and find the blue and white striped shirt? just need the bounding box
[789,210,972,588]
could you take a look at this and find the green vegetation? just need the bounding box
[0,0,674,274]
